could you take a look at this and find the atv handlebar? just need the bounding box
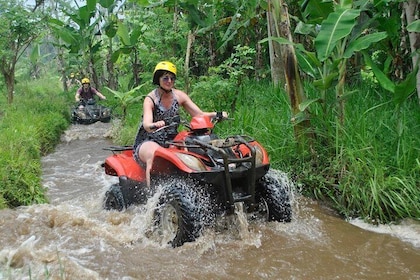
[151,115,181,133]
[150,114,231,132]
[152,122,179,133]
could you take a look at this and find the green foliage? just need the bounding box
[105,82,147,124]
[191,45,256,112]
[0,0,44,103]
[0,78,70,208]
[300,82,420,223]
[190,73,235,111]
[0,0,41,54]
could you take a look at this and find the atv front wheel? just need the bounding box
[154,182,203,247]
[103,184,126,211]
[256,173,292,222]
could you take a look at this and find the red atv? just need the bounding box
[102,115,291,247]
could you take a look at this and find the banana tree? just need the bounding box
[105,83,146,125]
[261,0,388,154]
[293,1,387,124]
[262,0,314,152]
[48,0,104,87]
[96,0,126,89]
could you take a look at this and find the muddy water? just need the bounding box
[0,122,419,280]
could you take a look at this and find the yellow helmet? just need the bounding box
[153,61,177,85]
[81,78,90,84]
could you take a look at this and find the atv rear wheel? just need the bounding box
[154,182,203,247]
[103,184,126,211]
[256,173,292,222]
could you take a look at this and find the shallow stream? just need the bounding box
[0,122,419,279]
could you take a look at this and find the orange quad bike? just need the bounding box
[102,115,291,247]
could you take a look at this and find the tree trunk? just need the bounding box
[255,24,263,80]
[403,0,420,104]
[184,30,195,93]
[266,0,285,86]
[5,72,15,104]
[1,57,16,104]
[132,49,141,87]
[57,46,68,92]
[208,33,216,67]
[277,1,314,151]
[107,36,116,90]
[337,56,347,125]
[52,3,68,92]
[89,53,99,89]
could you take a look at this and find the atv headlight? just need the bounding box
[176,153,207,171]
[102,109,110,117]
[255,145,264,166]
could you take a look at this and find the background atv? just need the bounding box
[102,115,292,247]
[71,98,111,124]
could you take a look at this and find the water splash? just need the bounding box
[234,202,262,248]
[349,218,420,248]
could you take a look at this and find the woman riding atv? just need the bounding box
[75,77,106,104]
[133,61,228,187]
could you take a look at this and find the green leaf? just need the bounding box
[99,0,114,9]
[296,50,320,78]
[105,21,118,38]
[111,49,121,63]
[130,26,143,43]
[57,28,78,45]
[362,51,395,93]
[407,19,420,32]
[48,18,64,27]
[315,8,360,62]
[292,111,310,125]
[393,66,418,105]
[117,21,131,46]
[122,47,133,54]
[300,0,334,24]
[30,44,40,63]
[77,6,91,28]
[298,98,321,112]
[343,32,387,58]
[313,72,337,90]
[259,36,294,46]
[136,0,151,6]
[294,21,316,36]
[87,0,97,12]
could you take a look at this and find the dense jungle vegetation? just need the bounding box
[0,0,419,224]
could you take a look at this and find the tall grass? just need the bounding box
[333,86,420,223]
[0,77,71,208]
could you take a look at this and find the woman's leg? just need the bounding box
[137,141,161,187]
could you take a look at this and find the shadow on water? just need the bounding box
[0,122,419,279]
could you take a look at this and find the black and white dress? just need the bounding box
[133,89,180,163]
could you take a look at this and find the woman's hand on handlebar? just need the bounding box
[149,120,165,130]
[215,111,229,121]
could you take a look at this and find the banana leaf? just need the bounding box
[315,8,360,62]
